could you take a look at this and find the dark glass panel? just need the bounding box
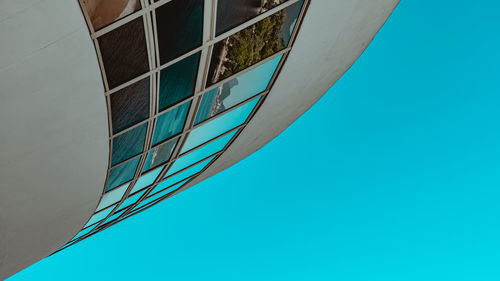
[110,77,150,134]
[155,0,203,64]
[216,0,289,35]
[207,1,303,85]
[152,102,190,145]
[98,17,149,89]
[195,55,281,124]
[106,156,140,192]
[82,0,141,31]
[142,137,179,172]
[158,52,200,111]
[111,123,147,166]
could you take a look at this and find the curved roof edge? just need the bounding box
[184,0,399,191]
[0,0,109,278]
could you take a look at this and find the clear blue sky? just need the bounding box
[10,1,500,280]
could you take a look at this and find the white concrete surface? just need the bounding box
[0,0,109,279]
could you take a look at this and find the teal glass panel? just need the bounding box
[101,209,127,226]
[131,166,163,194]
[168,130,237,176]
[153,102,190,145]
[161,157,214,189]
[71,227,94,242]
[106,156,140,192]
[84,208,113,228]
[181,98,258,153]
[142,137,178,172]
[96,182,130,212]
[159,52,200,111]
[148,178,191,200]
[195,55,281,125]
[118,190,146,211]
[111,123,147,166]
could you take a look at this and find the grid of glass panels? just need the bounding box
[60,0,308,252]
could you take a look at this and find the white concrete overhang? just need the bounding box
[0,0,109,279]
[0,0,398,278]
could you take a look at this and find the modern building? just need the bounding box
[0,0,398,278]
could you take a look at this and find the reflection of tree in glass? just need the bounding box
[210,11,285,85]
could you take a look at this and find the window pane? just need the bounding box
[110,77,150,134]
[131,166,163,194]
[118,190,147,211]
[195,55,281,124]
[169,130,237,176]
[159,53,200,111]
[155,0,203,64]
[111,123,147,166]
[101,209,126,226]
[182,98,258,153]
[143,138,178,172]
[215,0,289,35]
[148,178,191,200]
[71,226,94,242]
[153,102,190,145]
[84,208,113,228]
[106,156,140,192]
[161,157,214,188]
[96,182,130,212]
[208,1,303,85]
[98,17,149,89]
[82,0,141,31]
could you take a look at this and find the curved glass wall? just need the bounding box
[60,0,309,252]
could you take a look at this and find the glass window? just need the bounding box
[169,130,237,176]
[207,1,303,85]
[195,55,281,124]
[148,178,191,200]
[71,226,94,242]
[111,123,147,166]
[143,137,178,172]
[182,98,258,153]
[98,17,149,89]
[84,208,113,228]
[96,182,130,212]
[161,157,214,188]
[118,190,147,212]
[155,0,203,64]
[159,53,200,111]
[215,0,289,35]
[82,0,141,31]
[131,166,163,194]
[110,77,150,134]
[106,156,140,192]
[152,102,190,145]
[100,209,127,226]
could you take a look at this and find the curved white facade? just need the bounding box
[0,0,398,278]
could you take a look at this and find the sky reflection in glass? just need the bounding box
[169,130,237,176]
[96,182,130,212]
[131,166,163,194]
[195,55,281,125]
[182,98,259,153]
